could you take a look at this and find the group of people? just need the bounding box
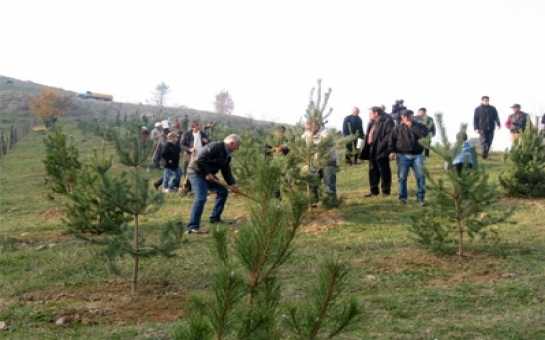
[343,104,435,205]
[342,96,545,205]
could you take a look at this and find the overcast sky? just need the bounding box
[2,0,544,150]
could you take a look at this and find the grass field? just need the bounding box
[1,123,544,339]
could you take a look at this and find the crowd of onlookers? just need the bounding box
[140,96,545,233]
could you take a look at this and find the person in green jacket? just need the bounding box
[415,107,436,157]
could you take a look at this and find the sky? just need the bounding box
[2,0,545,150]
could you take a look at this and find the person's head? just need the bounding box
[167,132,178,142]
[396,99,404,107]
[305,120,320,134]
[400,110,414,125]
[368,106,384,121]
[456,131,468,142]
[274,125,286,137]
[417,107,427,116]
[511,104,521,113]
[481,96,490,106]
[224,134,243,152]
[191,121,202,131]
[155,122,162,129]
[352,107,360,116]
[380,104,386,111]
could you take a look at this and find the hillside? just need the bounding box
[0,75,274,129]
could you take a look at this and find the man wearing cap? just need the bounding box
[342,107,364,166]
[390,99,406,126]
[505,104,532,146]
[388,110,429,206]
[473,96,501,159]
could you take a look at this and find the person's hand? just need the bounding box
[389,152,396,160]
[168,160,172,164]
[190,147,195,153]
[275,146,283,153]
[230,185,240,193]
[497,126,501,130]
[205,174,216,181]
[203,138,209,143]
[475,129,481,134]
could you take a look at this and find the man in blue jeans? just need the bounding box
[185,134,242,234]
[388,110,429,206]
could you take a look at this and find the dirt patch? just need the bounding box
[355,247,504,285]
[300,209,347,232]
[18,281,186,326]
[41,207,66,219]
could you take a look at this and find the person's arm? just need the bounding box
[494,108,501,129]
[474,108,480,133]
[505,116,512,130]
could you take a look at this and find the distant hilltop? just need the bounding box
[0,75,275,130]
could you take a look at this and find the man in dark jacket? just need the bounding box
[361,106,394,197]
[388,110,429,205]
[178,121,209,196]
[473,96,500,159]
[160,133,181,193]
[342,107,364,165]
[186,134,242,234]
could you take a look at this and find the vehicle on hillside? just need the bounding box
[77,91,113,101]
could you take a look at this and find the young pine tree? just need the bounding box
[43,126,81,196]
[499,118,545,197]
[409,113,513,257]
[173,155,361,340]
[77,122,181,293]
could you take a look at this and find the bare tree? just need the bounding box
[214,90,234,114]
[152,82,171,107]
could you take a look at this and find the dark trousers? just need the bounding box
[368,157,391,195]
[345,141,358,165]
[479,130,495,159]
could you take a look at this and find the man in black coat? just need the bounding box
[361,106,394,197]
[473,96,501,159]
[342,107,364,165]
[185,134,242,234]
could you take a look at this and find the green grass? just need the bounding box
[1,122,545,339]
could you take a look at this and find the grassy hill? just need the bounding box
[1,115,544,339]
[0,75,275,132]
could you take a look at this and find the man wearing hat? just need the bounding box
[505,104,532,146]
[473,96,501,159]
[388,110,429,206]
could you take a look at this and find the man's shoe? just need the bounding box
[398,199,408,205]
[364,193,378,198]
[418,200,427,206]
[163,188,171,193]
[186,228,208,234]
[153,182,161,191]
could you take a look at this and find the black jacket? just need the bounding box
[342,114,364,138]
[360,114,394,160]
[187,141,236,186]
[388,121,429,155]
[161,141,181,169]
[180,130,209,161]
[474,104,500,131]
